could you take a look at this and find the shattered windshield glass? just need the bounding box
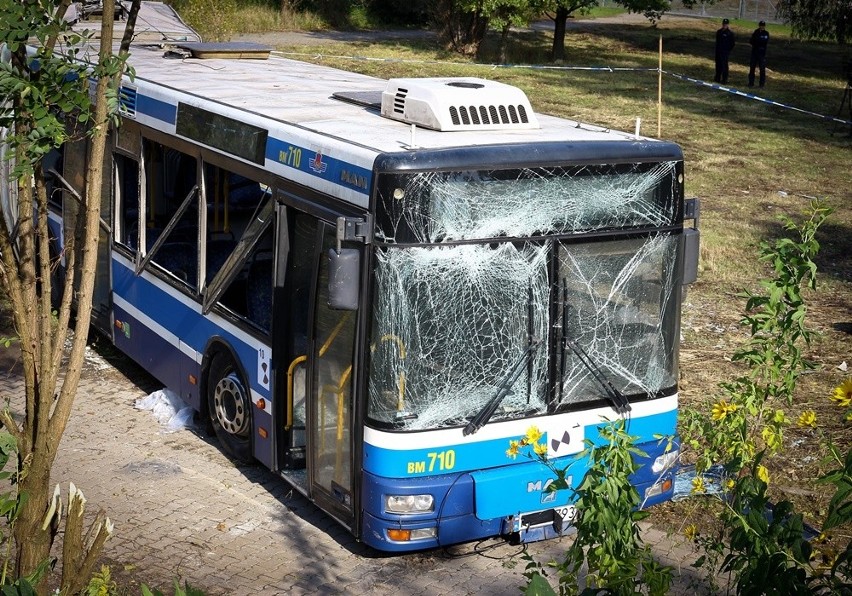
[369,243,550,431]
[557,236,680,407]
[374,162,678,243]
[368,162,682,431]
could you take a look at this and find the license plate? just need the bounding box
[555,505,577,523]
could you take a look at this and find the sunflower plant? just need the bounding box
[513,420,672,596]
[679,201,834,593]
[682,201,831,477]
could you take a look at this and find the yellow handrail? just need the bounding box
[319,364,352,480]
[285,355,307,430]
[285,312,353,430]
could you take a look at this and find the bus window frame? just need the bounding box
[202,195,275,314]
[134,182,199,276]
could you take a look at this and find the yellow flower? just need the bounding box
[725,478,736,491]
[711,400,738,421]
[506,440,520,459]
[684,524,698,541]
[831,379,852,408]
[797,410,817,428]
[524,426,543,443]
[533,442,548,457]
[756,465,770,485]
[691,476,706,494]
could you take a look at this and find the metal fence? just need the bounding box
[667,0,781,24]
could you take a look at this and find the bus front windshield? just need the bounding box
[367,163,683,431]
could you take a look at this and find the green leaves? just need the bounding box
[540,420,672,595]
[681,201,837,594]
[817,442,852,532]
[0,1,128,180]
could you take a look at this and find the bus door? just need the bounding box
[278,205,361,527]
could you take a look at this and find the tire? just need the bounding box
[207,351,254,463]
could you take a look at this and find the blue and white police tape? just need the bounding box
[666,71,852,127]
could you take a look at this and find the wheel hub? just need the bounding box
[213,372,250,437]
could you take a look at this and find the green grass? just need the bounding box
[576,6,628,19]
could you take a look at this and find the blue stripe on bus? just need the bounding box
[362,408,678,479]
[136,94,177,125]
[111,258,268,397]
[113,301,200,406]
[266,137,372,195]
[363,434,521,479]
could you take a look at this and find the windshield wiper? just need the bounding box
[463,339,541,436]
[563,336,631,415]
[558,281,631,415]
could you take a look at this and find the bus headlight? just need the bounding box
[652,449,679,474]
[384,494,434,514]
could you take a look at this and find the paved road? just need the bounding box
[0,341,712,595]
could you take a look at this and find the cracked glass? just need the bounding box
[368,162,682,431]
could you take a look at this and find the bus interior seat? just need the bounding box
[227,175,265,211]
[154,242,198,285]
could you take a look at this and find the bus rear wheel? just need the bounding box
[207,352,253,463]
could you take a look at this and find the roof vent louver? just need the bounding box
[393,88,408,114]
[381,77,539,131]
[118,85,137,118]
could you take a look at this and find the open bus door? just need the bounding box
[277,205,360,529]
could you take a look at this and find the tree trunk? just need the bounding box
[499,24,510,64]
[434,0,488,55]
[552,6,569,62]
[3,0,120,590]
[12,463,53,583]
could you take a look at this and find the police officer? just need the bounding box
[714,18,735,84]
[748,20,770,88]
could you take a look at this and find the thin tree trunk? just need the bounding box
[499,25,510,64]
[9,0,118,589]
[552,6,568,62]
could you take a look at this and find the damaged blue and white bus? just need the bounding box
[6,2,699,552]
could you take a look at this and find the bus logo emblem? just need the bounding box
[551,430,571,454]
[526,477,570,504]
[309,152,327,174]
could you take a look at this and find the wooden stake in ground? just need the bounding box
[658,35,663,139]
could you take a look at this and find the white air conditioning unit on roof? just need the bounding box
[381,77,540,132]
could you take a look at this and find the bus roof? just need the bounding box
[64,2,680,207]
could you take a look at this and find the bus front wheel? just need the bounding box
[207,352,253,463]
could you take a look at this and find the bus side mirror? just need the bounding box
[682,197,700,285]
[327,248,360,310]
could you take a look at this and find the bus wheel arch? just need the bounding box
[203,342,254,464]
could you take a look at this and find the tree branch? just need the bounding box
[49,0,117,450]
